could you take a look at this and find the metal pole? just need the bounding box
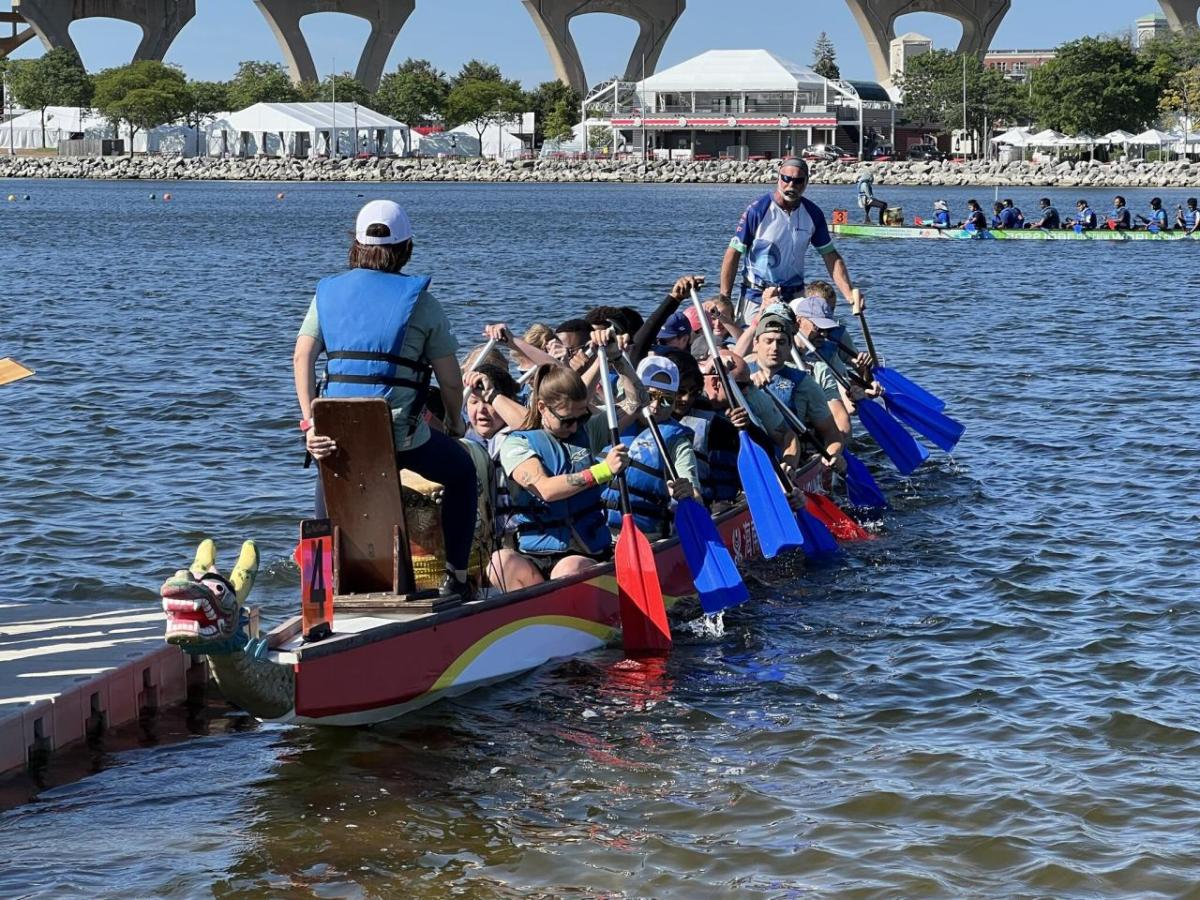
[962,54,968,158]
[6,69,13,156]
[353,101,359,156]
[331,58,337,158]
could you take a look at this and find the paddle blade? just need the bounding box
[615,514,671,654]
[883,390,966,453]
[0,357,34,386]
[674,498,750,615]
[856,399,929,476]
[843,450,888,510]
[736,431,805,559]
[797,507,839,557]
[805,492,873,541]
[873,365,946,411]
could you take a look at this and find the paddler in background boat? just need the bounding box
[856,170,888,225]
[930,199,952,229]
[1176,198,1199,234]
[1065,199,1097,231]
[294,199,478,601]
[1028,197,1061,230]
[996,201,1021,229]
[991,201,1006,229]
[1003,198,1025,227]
[492,332,643,589]
[1134,197,1168,231]
[746,307,844,473]
[960,199,988,230]
[1108,195,1132,230]
[600,356,701,540]
[719,157,865,323]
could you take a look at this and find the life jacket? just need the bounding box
[933,210,951,228]
[509,429,610,556]
[680,410,738,503]
[757,363,809,413]
[1078,208,1096,229]
[315,268,434,435]
[601,420,693,534]
[468,428,515,536]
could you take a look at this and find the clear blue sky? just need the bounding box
[0,0,1178,87]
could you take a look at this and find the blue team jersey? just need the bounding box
[731,194,835,291]
[999,207,1021,228]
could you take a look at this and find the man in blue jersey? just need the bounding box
[719,157,866,323]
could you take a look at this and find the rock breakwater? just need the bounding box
[2,154,1199,189]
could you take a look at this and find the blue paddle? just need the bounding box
[882,389,965,453]
[792,343,927,477]
[843,449,888,509]
[641,408,749,615]
[691,288,805,559]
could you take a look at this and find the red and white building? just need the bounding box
[983,49,1056,82]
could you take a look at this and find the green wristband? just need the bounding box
[589,461,613,485]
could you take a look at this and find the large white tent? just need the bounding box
[640,48,830,95]
[220,102,411,158]
[0,105,214,155]
[411,113,532,159]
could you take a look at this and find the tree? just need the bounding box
[8,47,93,148]
[1139,28,1200,91]
[812,32,840,80]
[373,58,450,126]
[895,51,1024,150]
[93,61,189,156]
[1160,64,1200,139]
[182,80,228,156]
[453,59,502,87]
[526,79,580,146]
[313,72,371,105]
[542,98,577,145]
[226,60,297,110]
[587,125,613,153]
[444,78,525,155]
[1031,37,1159,135]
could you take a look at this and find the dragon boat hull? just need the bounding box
[264,498,781,726]
[831,223,1200,241]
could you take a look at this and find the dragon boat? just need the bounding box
[831,223,1200,241]
[160,398,821,727]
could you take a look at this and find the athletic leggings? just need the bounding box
[314,429,478,572]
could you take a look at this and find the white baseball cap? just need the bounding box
[637,356,680,393]
[355,199,412,245]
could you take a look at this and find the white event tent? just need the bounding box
[412,113,532,159]
[0,105,214,155]
[219,102,411,158]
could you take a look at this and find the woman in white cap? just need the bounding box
[600,356,701,541]
[293,199,478,601]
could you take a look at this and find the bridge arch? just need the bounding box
[1158,0,1200,30]
[521,0,684,94]
[12,0,194,63]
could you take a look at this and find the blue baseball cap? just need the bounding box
[658,311,692,341]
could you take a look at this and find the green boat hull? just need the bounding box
[831,224,1199,241]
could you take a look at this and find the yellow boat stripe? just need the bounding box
[586,573,687,608]
[430,615,615,691]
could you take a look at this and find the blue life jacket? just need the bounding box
[1148,208,1167,229]
[680,410,738,504]
[601,420,692,534]
[1111,207,1131,229]
[1078,208,1097,229]
[757,363,809,414]
[991,214,1004,229]
[315,269,434,433]
[933,210,951,228]
[1184,208,1200,229]
[509,429,610,556]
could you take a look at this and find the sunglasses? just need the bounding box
[544,406,593,429]
[778,173,807,185]
[647,390,677,408]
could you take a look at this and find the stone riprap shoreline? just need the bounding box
[2,154,1199,188]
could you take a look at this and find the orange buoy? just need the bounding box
[162,192,172,201]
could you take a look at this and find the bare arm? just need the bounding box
[510,445,628,503]
[719,245,741,299]
[827,396,851,443]
[822,250,860,310]
[293,335,321,420]
[813,414,844,461]
[431,354,465,436]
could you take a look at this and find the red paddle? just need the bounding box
[597,351,671,654]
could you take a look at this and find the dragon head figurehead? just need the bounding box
[160,539,258,655]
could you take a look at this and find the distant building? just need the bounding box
[889,32,933,84]
[1134,14,1169,48]
[983,49,1056,82]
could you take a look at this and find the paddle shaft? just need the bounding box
[597,349,632,515]
[854,309,881,367]
[642,407,680,482]
[690,288,743,416]
[762,386,831,463]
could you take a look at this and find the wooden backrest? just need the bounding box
[311,398,414,595]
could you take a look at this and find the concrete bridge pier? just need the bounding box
[12,0,195,62]
[522,0,684,95]
[0,11,37,58]
[843,0,1011,85]
[1158,0,1200,30]
[253,0,415,91]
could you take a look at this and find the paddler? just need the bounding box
[856,169,888,225]
[960,199,988,230]
[930,199,952,229]
[462,364,521,542]
[666,349,742,509]
[1134,197,1168,231]
[1003,198,1024,227]
[600,356,701,540]
[789,295,857,442]
[293,199,478,601]
[1109,195,1131,230]
[1066,199,1097,231]
[1176,198,1199,234]
[719,156,866,322]
[492,332,643,589]
[1028,197,1061,230]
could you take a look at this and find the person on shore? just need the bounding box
[1176,198,1199,234]
[930,199,952,229]
[961,199,988,230]
[1003,198,1024,227]
[1066,199,1097,231]
[719,157,866,322]
[1109,196,1131,230]
[1135,197,1168,231]
[600,357,700,540]
[857,170,888,225]
[294,199,478,601]
[1028,197,1060,230]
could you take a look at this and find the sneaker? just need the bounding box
[439,572,476,604]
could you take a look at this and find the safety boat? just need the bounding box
[831,223,1200,241]
[159,398,823,727]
